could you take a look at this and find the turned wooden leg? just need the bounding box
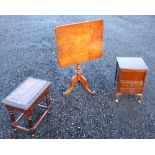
[137,94,142,103]
[115,93,122,103]
[6,106,15,123]
[63,75,77,96]
[28,115,35,136]
[25,111,34,136]
[80,75,95,96]
[28,116,33,129]
[63,64,95,96]
[6,106,16,130]
[45,94,52,113]
[9,110,15,123]
[9,110,15,128]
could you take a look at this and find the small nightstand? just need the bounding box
[115,57,148,103]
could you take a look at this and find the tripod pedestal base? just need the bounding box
[63,64,95,96]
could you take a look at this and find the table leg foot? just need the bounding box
[115,93,122,103]
[63,75,77,96]
[115,99,119,103]
[80,75,95,96]
[137,94,142,103]
[32,134,35,137]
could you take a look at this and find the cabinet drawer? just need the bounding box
[119,81,143,88]
[119,71,146,81]
[118,88,142,94]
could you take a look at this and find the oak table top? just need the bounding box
[55,19,104,67]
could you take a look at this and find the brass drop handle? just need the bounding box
[129,83,133,87]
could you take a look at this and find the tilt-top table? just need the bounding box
[55,19,104,96]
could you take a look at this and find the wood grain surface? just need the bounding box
[55,19,104,67]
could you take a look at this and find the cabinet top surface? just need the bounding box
[117,57,148,70]
[2,77,51,110]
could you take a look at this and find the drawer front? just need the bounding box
[119,71,146,81]
[118,88,143,94]
[119,81,143,89]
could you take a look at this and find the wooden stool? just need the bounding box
[115,57,148,103]
[2,77,52,136]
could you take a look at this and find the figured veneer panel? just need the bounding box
[55,19,104,67]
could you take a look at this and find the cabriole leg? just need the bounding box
[115,93,122,103]
[137,94,142,103]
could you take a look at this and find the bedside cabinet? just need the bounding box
[115,57,148,103]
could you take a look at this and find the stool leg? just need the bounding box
[28,115,35,136]
[28,116,33,128]
[9,111,16,131]
[25,111,34,136]
[6,106,15,125]
[45,94,52,113]
[7,108,17,131]
[9,110,15,124]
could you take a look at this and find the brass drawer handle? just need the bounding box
[129,83,133,87]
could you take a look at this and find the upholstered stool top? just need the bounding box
[2,77,51,110]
